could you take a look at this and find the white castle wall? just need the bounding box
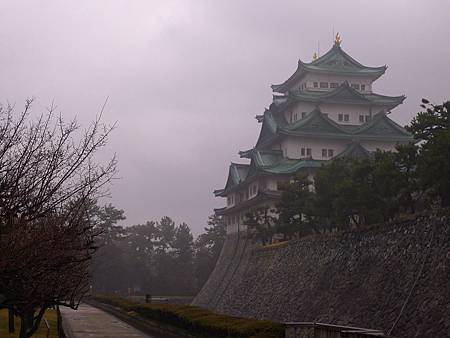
[284,102,316,123]
[281,136,348,160]
[300,73,373,92]
[319,102,372,124]
[285,102,386,126]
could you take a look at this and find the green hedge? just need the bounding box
[91,294,284,338]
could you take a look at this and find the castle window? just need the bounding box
[276,181,284,190]
[359,115,365,123]
[330,82,339,88]
[338,114,343,122]
[301,147,305,156]
[361,84,366,91]
[294,112,298,121]
[302,112,307,118]
[344,114,349,122]
[313,82,318,88]
[319,82,329,89]
[365,115,371,122]
[306,148,312,156]
[351,83,360,90]
[321,149,334,158]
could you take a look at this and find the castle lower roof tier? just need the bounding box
[216,143,376,197]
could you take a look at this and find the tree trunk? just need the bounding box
[8,308,15,333]
[18,307,46,338]
[441,189,450,208]
[19,312,33,338]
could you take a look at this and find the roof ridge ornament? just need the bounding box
[313,52,318,61]
[334,32,342,47]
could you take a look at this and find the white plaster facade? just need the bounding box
[282,73,375,95]
[280,136,346,160]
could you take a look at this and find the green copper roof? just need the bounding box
[251,109,286,149]
[214,163,249,196]
[335,141,372,159]
[272,82,405,110]
[353,110,412,138]
[260,158,324,174]
[284,107,347,135]
[216,150,323,196]
[214,190,282,216]
[272,44,387,93]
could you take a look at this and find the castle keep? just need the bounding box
[214,36,412,234]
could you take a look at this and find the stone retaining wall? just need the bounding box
[191,232,239,308]
[192,216,450,338]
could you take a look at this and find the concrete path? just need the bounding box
[60,303,156,338]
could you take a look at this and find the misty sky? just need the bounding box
[0,1,449,234]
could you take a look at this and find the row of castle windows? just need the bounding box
[290,111,306,123]
[312,82,367,91]
[290,111,370,125]
[360,115,371,123]
[322,148,334,158]
[226,183,259,206]
[300,147,334,159]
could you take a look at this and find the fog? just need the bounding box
[0,0,449,234]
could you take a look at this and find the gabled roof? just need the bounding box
[214,163,249,197]
[272,44,387,93]
[280,107,348,137]
[251,109,287,149]
[336,141,372,159]
[272,82,405,109]
[352,112,412,139]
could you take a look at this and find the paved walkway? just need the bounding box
[60,303,156,338]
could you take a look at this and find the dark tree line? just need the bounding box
[91,209,226,296]
[250,99,450,243]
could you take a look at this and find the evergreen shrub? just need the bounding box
[91,294,284,338]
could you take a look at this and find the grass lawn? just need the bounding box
[0,309,58,337]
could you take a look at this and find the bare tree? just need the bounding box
[0,99,116,338]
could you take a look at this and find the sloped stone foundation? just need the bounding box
[192,216,450,338]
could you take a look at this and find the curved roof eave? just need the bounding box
[286,84,405,108]
[216,162,250,196]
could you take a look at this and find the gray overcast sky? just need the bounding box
[0,1,449,234]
